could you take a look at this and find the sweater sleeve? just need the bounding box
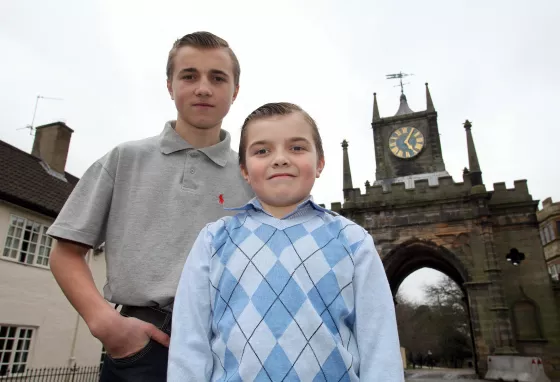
[168,225,213,381]
[354,233,404,381]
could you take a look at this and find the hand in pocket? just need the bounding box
[95,314,170,359]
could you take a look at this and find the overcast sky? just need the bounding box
[2,0,558,302]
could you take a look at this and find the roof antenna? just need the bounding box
[17,95,64,135]
[386,72,414,94]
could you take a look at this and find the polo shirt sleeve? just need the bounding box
[353,233,404,381]
[47,149,117,248]
[168,224,213,381]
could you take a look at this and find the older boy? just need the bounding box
[48,32,253,381]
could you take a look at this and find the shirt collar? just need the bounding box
[158,121,232,167]
[225,195,331,219]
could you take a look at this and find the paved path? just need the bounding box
[405,367,485,381]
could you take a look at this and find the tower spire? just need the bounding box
[426,83,435,112]
[464,120,483,186]
[395,93,414,116]
[372,93,380,121]
[342,140,353,200]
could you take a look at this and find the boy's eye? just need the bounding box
[255,148,268,155]
[214,76,226,82]
[183,75,194,80]
[292,146,305,152]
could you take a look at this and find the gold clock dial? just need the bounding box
[388,127,425,159]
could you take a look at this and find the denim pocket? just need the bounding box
[107,340,153,366]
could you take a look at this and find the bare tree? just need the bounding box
[424,276,466,312]
[423,275,472,367]
[396,274,473,369]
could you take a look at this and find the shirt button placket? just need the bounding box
[183,150,199,190]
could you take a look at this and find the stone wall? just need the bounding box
[332,177,560,377]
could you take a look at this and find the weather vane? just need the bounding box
[386,72,414,95]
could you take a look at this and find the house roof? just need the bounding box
[0,139,79,218]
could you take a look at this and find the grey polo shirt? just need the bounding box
[47,121,254,309]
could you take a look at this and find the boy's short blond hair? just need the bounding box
[166,31,240,86]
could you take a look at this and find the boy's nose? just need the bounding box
[273,160,288,167]
[194,78,212,97]
[195,87,211,97]
[272,155,289,167]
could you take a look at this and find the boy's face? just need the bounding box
[241,113,324,214]
[167,46,239,130]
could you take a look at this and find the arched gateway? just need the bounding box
[383,239,478,372]
[383,239,469,296]
[329,85,560,378]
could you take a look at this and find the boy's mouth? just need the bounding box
[269,173,295,179]
[193,103,214,108]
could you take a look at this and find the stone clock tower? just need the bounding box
[331,83,560,379]
[372,84,449,190]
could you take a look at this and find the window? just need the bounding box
[544,226,551,244]
[540,229,546,246]
[2,215,53,267]
[547,223,555,241]
[0,326,34,376]
[549,264,560,281]
[540,222,557,246]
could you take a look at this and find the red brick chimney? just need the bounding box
[31,122,74,174]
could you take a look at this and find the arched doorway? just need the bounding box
[383,238,479,374]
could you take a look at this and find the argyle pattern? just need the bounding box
[206,207,367,382]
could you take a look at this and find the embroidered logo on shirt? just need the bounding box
[218,194,224,205]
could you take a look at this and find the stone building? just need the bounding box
[330,84,560,377]
[0,122,106,375]
[538,198,560,281]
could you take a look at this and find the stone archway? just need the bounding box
[383,238,480,374]
[384,238,471,296]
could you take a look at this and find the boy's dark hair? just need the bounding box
[239,102,324,168]
[166,31,240,86]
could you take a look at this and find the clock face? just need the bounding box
[389,126,425,159]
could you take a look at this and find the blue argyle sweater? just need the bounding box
[169,198,403,381]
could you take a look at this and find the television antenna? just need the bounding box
[386,72,414,94]
[18,95,64,135]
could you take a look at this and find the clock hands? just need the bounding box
[404,129,414,150]
[390,127,423,158]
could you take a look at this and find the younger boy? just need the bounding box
[168,103,403,381]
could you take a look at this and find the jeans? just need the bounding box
[99,310,171,382]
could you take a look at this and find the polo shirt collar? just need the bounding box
[158,121,232,167]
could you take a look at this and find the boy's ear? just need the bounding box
[167,79,174,100]
[232,85,240,104]
[240,164,250,183]
[316,157,325,178]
